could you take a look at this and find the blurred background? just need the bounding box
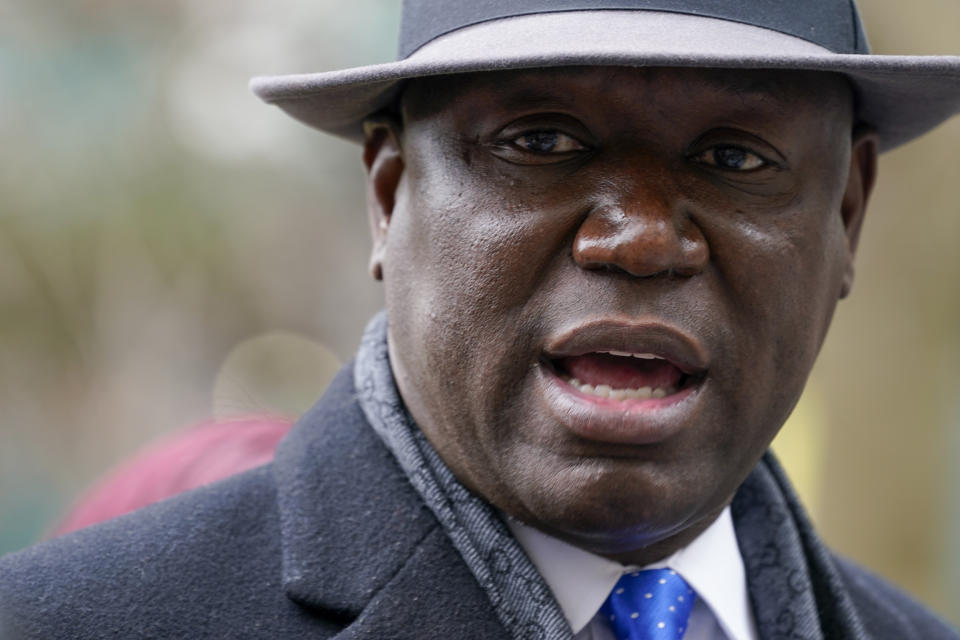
[1,0,958,626]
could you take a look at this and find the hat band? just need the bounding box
[399,0,868,58]
[405,11,833,68]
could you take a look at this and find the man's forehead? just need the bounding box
[401,66,852,117]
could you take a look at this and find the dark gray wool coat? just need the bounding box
[1,363,957,639]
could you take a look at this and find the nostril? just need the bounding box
[572,205,709,278]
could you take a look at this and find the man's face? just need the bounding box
[366,67,874,561]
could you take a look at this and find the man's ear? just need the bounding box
[363,118,404,281]
[839,129,879,299]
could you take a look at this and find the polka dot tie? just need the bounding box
[599,568,697,640]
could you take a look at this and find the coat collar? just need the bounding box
[272,362,510,638]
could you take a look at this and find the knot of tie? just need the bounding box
[600,568,696,640]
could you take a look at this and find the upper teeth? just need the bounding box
[600,351,661,359]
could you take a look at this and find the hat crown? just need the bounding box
[398,0,870,58]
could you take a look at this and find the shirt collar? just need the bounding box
[505,506,756,640]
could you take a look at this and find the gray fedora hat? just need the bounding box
[250,0,960,152]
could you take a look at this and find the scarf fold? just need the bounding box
[733,453,867,640]
[354,311,866,639]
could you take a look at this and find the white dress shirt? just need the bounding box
[506,507,758,640]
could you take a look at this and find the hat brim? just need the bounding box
[250,11,960,152]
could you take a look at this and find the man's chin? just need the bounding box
[494,457,737,563]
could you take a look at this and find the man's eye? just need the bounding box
[694,146,768,171]
[512,131,585,154]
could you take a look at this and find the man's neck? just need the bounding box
[518,501,732,567]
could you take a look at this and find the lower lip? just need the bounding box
[538,366,703,445]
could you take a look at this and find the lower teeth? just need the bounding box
[566,377,675,399]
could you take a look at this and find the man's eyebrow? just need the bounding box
[702,70,854,107]
[689,71,801,102]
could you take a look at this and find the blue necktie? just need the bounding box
[599,568,697,640]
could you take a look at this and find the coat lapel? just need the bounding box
[273,363,510,638]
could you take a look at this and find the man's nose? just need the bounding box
[571,170,709,278]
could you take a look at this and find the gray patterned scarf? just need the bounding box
[354,312,866,640]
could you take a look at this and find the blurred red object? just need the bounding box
[52,416,294,536]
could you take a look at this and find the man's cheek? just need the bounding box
[435,220,560,309]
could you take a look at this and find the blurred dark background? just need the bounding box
[1,0,958,626]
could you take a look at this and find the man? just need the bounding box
[2,1,959,638]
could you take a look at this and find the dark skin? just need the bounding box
[363,66,877,566]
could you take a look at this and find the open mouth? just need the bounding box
[539,322,709,442]
[546,351,705,402]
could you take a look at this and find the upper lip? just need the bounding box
[542,318,710,375]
